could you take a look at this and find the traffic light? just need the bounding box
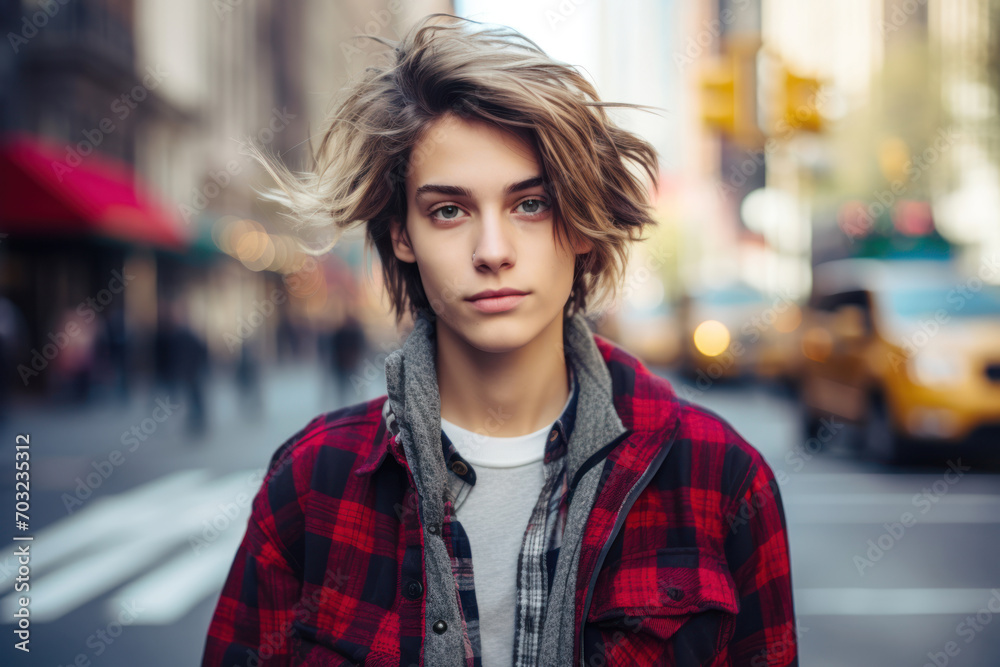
[699,56,736,134]
[755,50,827,137]
[783,70,824,133]
[697,37,764,149]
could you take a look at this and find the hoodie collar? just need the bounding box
[439,363,579,486]
[355,309,628,491]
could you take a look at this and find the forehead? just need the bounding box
[405,114,542,194]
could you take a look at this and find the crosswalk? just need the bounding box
[0,468,262,624]
[1,469,998,625]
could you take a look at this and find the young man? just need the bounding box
[202,15,797,667]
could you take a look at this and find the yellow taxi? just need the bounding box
[798,258,1000,463]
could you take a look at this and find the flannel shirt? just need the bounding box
[427,366,578,666]
[202,333,797,666]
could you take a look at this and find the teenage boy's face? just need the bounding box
[390,113,591,354]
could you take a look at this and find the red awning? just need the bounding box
[0,133,190,249]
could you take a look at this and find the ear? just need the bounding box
[389,216,417,263]
[556,216,594,256]
[572,235,594,255]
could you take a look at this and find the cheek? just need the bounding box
[409,232,468,310]
[415,258,447,300]
[405,222,443,287]
[546,237,578,283]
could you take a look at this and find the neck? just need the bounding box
[436,315,570,438]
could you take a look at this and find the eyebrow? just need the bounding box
[414,176,546,199]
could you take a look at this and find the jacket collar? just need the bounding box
[354,309,680,481]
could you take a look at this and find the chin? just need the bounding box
[467,331,535,354]
[440,310,546,355]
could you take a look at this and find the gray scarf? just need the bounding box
[383,309,627,666]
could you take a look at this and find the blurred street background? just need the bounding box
[0,0,999,665]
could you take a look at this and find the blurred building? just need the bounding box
[930,0,1000,261]
[0,0,178,399]
[0,0,450,401]
[678,0,782,295]
[684,0,1000,303]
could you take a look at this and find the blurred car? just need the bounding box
[678,282,804,384]
[597,298,682,370]
[799,258,1000,462]
[615,304,682,369]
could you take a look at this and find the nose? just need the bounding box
[472,207,516,272]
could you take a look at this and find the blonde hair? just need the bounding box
[253,13,661,323]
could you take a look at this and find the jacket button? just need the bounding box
[427,523,440,535]
[666,587,684,601]
[451,460,468,476]
[404,580,423,599]
[432,619,448,634]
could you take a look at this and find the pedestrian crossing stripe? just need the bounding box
[0,468,264,625]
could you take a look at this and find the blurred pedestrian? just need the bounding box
[104,305,130,404]
[158,300,210,438]
[0,296,26,423]
[52,307,98,404]
[323,313,367,407]
[235,338,263,419]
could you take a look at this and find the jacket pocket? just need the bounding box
[584,547,739,663]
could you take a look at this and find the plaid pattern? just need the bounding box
[202,333,797,667]
[390,366,578,666]
[511,442,570,665]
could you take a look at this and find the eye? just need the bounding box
[516,198,550,216]
[430,205,465,221]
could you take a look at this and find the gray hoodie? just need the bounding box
[383,308,628,666]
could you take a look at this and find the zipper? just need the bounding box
[567,431,632,509]
[577,418,681,666]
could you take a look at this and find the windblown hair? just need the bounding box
[253,13,661,323]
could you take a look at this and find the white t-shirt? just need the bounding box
[439,390,572,667]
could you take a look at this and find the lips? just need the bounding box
[465,289,529,314]
[466,288,529,301]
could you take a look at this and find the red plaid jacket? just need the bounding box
[202,334,797,666]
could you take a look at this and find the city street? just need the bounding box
[3,0,999,665]
[0,364,997,666]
